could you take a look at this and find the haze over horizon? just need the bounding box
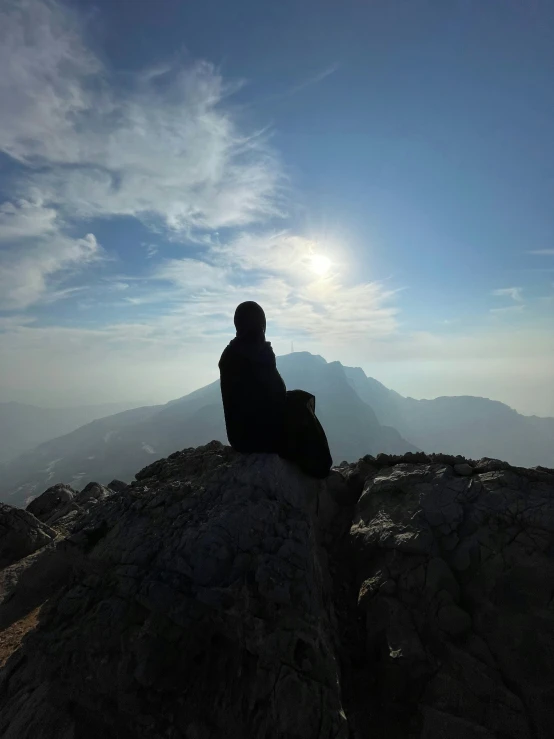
[1,0,553,416]
[1,349,553,422]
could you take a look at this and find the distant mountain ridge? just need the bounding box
[344,365,554,469]
[0,351,552,507]
[0,401,143,463]
[0,353,416,506]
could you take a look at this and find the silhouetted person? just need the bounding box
[219,301,286,453]
[219,302,332,478]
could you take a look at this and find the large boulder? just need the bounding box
[0,442,349,739]
[75,481,112,506]
[24,482,114,533]
[348,460,554,738]
[26,483,76,522]
[107,479,129,494]
[0,504,56,569]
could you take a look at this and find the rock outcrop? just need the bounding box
[26,483,76,521]
[0,444,553,738]
[24,481,115,534]
[344,455,554,739]
[107,479,129,494]
[0,504,55,569]
[0,442,350,739]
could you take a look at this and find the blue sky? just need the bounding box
[0,0,553,414]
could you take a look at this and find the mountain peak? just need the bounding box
[277,350,328,364]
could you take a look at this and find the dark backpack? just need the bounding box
[282,390,332,479]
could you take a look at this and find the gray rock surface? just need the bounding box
[0,442,349,739]
[107,479,129,493]
[453,462,474,476]
[25,481,114,533]
[349,458,554,738]
[26,483,76,521]
[1,445,553,738]
[0,504,55,569]
[74,481,112,506]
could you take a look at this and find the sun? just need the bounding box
[310,253,332,276]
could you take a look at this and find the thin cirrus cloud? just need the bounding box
[0,0,282,232]
[0,0,401,347]
[492,287,524,303]
[153,231,400,342]
[0,199,102,310]
[212,231,335,283]
[0,229,101,311]
[0,199,58,241]
[0,0,283,314]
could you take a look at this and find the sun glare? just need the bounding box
[310,253,332,276]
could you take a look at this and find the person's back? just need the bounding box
[219,301,286,453]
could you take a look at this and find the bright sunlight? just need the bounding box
[310,253,332,276]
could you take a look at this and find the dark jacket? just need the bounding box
[219,337,287,453]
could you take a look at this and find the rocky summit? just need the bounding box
[0,443,553,738]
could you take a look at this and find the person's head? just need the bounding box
[234,301,266,340]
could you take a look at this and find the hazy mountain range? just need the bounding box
[0,401,142,464]
[344,367,554,469]
[1,352,552,507]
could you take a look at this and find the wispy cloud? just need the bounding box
[287,63,340,95]
[0,3,401,346]
[143,244,159,259]
[0,0,99,164]
[213,231,325,281]
[0,315,36,331]
[0,198,102,310]
[0,228,102,311]
[492,286,524,303]
[0,0,287,313]
[0,0,283,235]
[0,199,58,241]
[0,0,396,403]
[256,63,340,108]
[490,304,525,315]
[107,281,130,292]
[528,250,554,256]
[153,230,399,342]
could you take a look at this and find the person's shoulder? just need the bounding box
[218,340,236,368]
[262,341,278,366]
[263,340,276,356]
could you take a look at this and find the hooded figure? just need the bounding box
[219,301,332,478]
[219,302,286,453]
